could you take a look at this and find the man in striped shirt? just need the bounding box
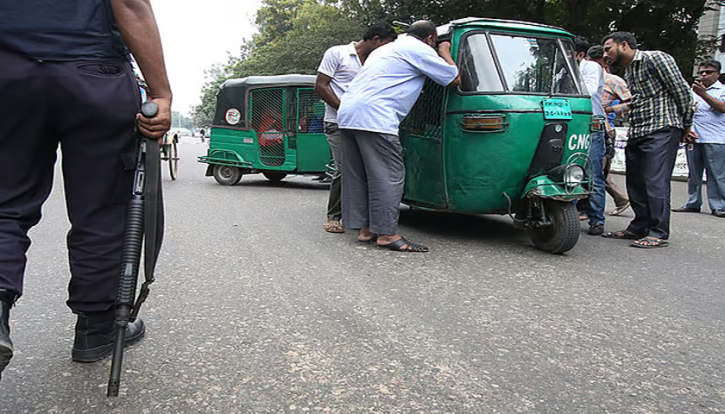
[601,32,694,248]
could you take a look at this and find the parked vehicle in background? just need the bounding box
[198,75,330,185]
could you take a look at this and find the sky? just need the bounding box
[151,0,263,116]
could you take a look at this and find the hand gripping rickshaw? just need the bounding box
[198,75,330,185]
[398,18,595,254]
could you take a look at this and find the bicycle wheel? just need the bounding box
[168,141,179,180]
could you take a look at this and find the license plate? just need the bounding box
[542,98,572,120]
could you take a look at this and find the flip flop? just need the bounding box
[631,236,669,248]
[378,237,429,252]
[608,202,630,216]
[602,229,644,240]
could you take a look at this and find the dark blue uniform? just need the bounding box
[0,1,141,312]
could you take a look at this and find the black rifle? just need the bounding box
[107,101,164,397]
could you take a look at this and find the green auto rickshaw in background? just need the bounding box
[400,18,596,254]
[199,75,330,185]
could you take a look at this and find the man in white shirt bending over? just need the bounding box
[315,23,397,234]
[337,20,460,252]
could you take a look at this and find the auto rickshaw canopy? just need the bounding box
[212,74,317,129]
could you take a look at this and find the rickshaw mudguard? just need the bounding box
[198,149,253,169]
[522,176,588,201]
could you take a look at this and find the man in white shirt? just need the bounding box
[337,20,460,252]
[315,23,397,234]
[672,60,725,217]
[574,36,607,236]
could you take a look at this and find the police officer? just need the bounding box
[0,0,172,378]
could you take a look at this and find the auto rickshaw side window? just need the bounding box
[459,34,504,92]
[404,78,445,140]
[297,88,325,135]
[490,35,581,95]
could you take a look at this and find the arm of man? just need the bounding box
[315,73,340,110]
[651,52,694,134]
[112,0,172,140]
[315,48,341,109]
[436,42,461,88]
[692,82,725,113]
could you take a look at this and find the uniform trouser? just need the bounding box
[684,143,725,212]
[325,122,343,220]
[340,129,404,235]
[0,50,139,313]
[625,127,683,239]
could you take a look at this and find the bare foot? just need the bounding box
[357,228,376,242]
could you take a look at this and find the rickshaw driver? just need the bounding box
[337,20,461,252]
[315,22,398,234]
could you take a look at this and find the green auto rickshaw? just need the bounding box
[199,75,330,185]
[400,18,597,254]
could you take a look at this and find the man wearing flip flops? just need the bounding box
[602,32,694,248]
[337,21,460,252]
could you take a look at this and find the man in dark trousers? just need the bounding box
[0,0,172,379]
[601,32,693,248]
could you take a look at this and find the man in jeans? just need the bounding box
[672,60,725,217]
[602,32,694,248]
[574,36,607,235]
[315,23,397,233]
[587,45,631,216]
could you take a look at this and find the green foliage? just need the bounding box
[194,0,716,125]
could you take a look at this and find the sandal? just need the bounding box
[631,236,669,249]
[608,202,630,216]
[323,220,344,233]
[377,237,429,252]
[602,229,644,240]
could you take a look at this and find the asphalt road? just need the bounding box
[1,139,723,413]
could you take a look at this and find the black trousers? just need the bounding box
[625,127,683,240]
[0,49,140,313]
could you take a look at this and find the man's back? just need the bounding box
[0,1,127,61]
[338,35,457,135]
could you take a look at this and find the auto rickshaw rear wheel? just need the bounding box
[263,172,287,182]
[526,200,579,254]
[213,164,242,186]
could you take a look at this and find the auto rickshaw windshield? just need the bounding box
[459,33,584,96]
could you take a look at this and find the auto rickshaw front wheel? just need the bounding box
[263,172,287,182]
[213,164,242,186]
[526,200,579,254]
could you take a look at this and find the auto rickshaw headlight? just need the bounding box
[548,164,584,188]
[461,115,508,132]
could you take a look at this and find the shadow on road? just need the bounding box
[398,207,530,246]
[237,176,330,191]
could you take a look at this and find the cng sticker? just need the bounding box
[225,108,241,125]
[568,133,591,151]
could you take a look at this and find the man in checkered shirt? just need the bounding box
[601,32,694,248]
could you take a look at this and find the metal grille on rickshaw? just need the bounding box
[297,88,325,135]
[402,78,445,141]
[250,88,286,167]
